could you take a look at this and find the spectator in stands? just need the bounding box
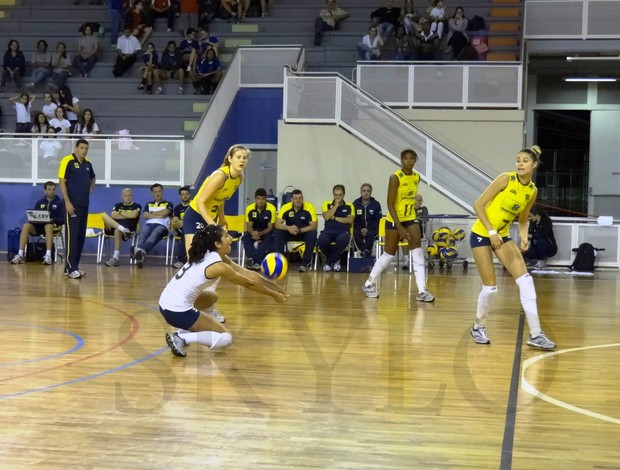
[125,0,153,47]
[31,112,50,135]
[248,0,268,18]
[393,25,413,60]
[242,187,276,270]
[357,25,384,61]
[109,0,124,47]
[26,40,52,91]
[314,0,349,47]
[199,0,221,26]
[413,17,437,60]
[171,185,192,269]
[220,0,244,23]
[187,26,219,72]
[113,27,142,78]
[39,127,63,163]
[192,48,221,95]
[273,189,318,273]
[158,40,186,95]
[149,0,175,32]
[400,0,420,37]
[75,109,100,136]
[10,181,65,266]
[73,24,99,78]
[50,42,72,93]
[133,183,174,268]
[8,92,35,134]
[353,183,382,258]
[41,92,58,121]
[104,188,142,267]
[429,0,447,40]
[49,105,72,134]
[1,40,26,92]
[179,0,200,33]
[138,42,160,94]
[371,0,401,42]
[58,86,81,133]
[178,28,200,70]
[318,184,355,272]
[445,6,468,59]
[524,206,557,269]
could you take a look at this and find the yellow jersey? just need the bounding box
[471,172,537,237]
[386,169,420,224]
[189,166,242,221]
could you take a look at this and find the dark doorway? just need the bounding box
[534,110,590,216]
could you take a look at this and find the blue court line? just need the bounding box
[0,347,169,400]
[0,322,84,367]
[500,313,525,470]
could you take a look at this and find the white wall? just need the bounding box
[276,109,525,215]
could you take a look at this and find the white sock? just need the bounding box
[515,273,541,337]
[119,226,130,233]
[366,252,395,285]
[178,331,233,350]
[411,248,427,293]
[475,285,498,327]
[18,249,24,256]
[113,250,120,259]
[45,250,52,257]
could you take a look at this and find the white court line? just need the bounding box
[521,343,620,425]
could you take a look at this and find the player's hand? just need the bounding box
[518,239,529,252]
[490,233,503,249]
[66,201,75,216]
[273,291,289,303]
[397,225,410,242]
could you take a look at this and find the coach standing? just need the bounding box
[58,138,95,279]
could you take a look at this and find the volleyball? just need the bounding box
[427,244,439,257]
[440,246,459,260]
[261,252,288,280]
[432,227,452,242]
[452,228,466,241]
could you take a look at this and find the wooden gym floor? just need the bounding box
[1,258,619,469]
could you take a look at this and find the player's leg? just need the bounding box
[469,237,497,344]
[406,222,434,301]
[194,289,226,323]
[494,241,555,349]
[363,227,399,297]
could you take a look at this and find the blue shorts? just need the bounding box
[385,219,418,230]
[183,207,208,235]
[469,231,512,248]
[159,306,200,330]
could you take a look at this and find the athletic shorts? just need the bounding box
[385,219,418,230]
[182,207,209,235]
[159,306,200,330]
[469,231,512,248]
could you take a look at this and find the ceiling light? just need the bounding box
[566,55,620,62]
[563,77,617,82]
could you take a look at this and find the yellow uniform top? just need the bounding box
[471,172,537,237]
[386,169,420,224]
[189,166,242,221]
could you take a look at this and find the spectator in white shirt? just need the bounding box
[48,105,72,134]
[8,92,35,133]
[41,91,58,121]
[113,27,142,77]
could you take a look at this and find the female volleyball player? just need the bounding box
[160,225,288,358]
[468,145,555,350]
[362,148,435,302]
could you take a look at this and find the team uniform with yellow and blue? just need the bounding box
[470,172,536,248]
[386,169,420,229]
[242,201,277,265]
[318,200,355,267]
[58,153,95,275]
[106,201,142,235]
[273,201,318,265]
[183,166,242,234]
[31,195,65,236]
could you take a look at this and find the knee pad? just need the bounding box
[516,273,536,302]
[210,332,233,350]
[479,285,498,305]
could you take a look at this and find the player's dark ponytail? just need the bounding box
[188,225,225,264]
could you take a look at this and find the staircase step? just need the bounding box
[193,102,209,113]
[0,0,16,5]
[489,22,520,32]
[491,7,520,17]
[225,38,253,48]
[232,23,259,33]
[184,120,199,132]
[487,52,518,61]
[488,37,518,47]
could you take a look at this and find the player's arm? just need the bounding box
[196,171,226,225]
[322,201,338,221]
[386,174,407,239]
[518,188,537,251]
[207,261,288,302]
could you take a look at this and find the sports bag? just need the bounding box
[570,242,596,272]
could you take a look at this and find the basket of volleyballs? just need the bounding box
[452,228,466,241]
[439,246,459,260]
[261,252,288,280]
[432,227,452,242]
[426,244,440,258]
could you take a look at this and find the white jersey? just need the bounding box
[159,251,222,312]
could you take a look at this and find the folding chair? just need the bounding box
[86,213,105,263]
[375,218,411,271]
[225,214,246,265]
